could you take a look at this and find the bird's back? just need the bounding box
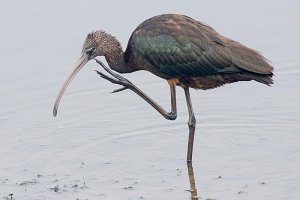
[124,14,273,89]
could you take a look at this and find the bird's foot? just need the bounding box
[94,59,133,93]
[95,70,132,93]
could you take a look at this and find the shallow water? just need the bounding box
[1,0,300,199]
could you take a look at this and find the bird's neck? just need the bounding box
[105,52,134,73]
[100,33,136,73]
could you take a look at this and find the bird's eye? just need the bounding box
[85,46,96,55]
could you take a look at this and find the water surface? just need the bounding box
[0,0,300,199]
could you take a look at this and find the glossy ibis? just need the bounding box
[53,14,273,162]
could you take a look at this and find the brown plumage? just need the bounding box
[124,14,273,89]
[54,14,274,162]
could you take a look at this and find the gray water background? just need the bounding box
[0,0,299,199]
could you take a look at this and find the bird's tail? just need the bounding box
[243,72,274,86]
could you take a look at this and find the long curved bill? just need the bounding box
[53,53,90,117]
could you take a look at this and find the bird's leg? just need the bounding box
[183,86,196,163]
[94,59,177,120]
[187,162,198,200]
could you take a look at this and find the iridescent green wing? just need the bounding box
[127,14,272,77]
[132,33,234,77]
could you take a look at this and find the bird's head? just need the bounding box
[53,31,121,117]
[82,31,119,59]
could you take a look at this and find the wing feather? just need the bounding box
[125,14,273,78]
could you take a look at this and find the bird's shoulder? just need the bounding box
[129,14,227,49]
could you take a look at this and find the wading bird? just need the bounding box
[53,14,273,163]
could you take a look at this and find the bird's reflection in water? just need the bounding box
[187,163,199,200]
